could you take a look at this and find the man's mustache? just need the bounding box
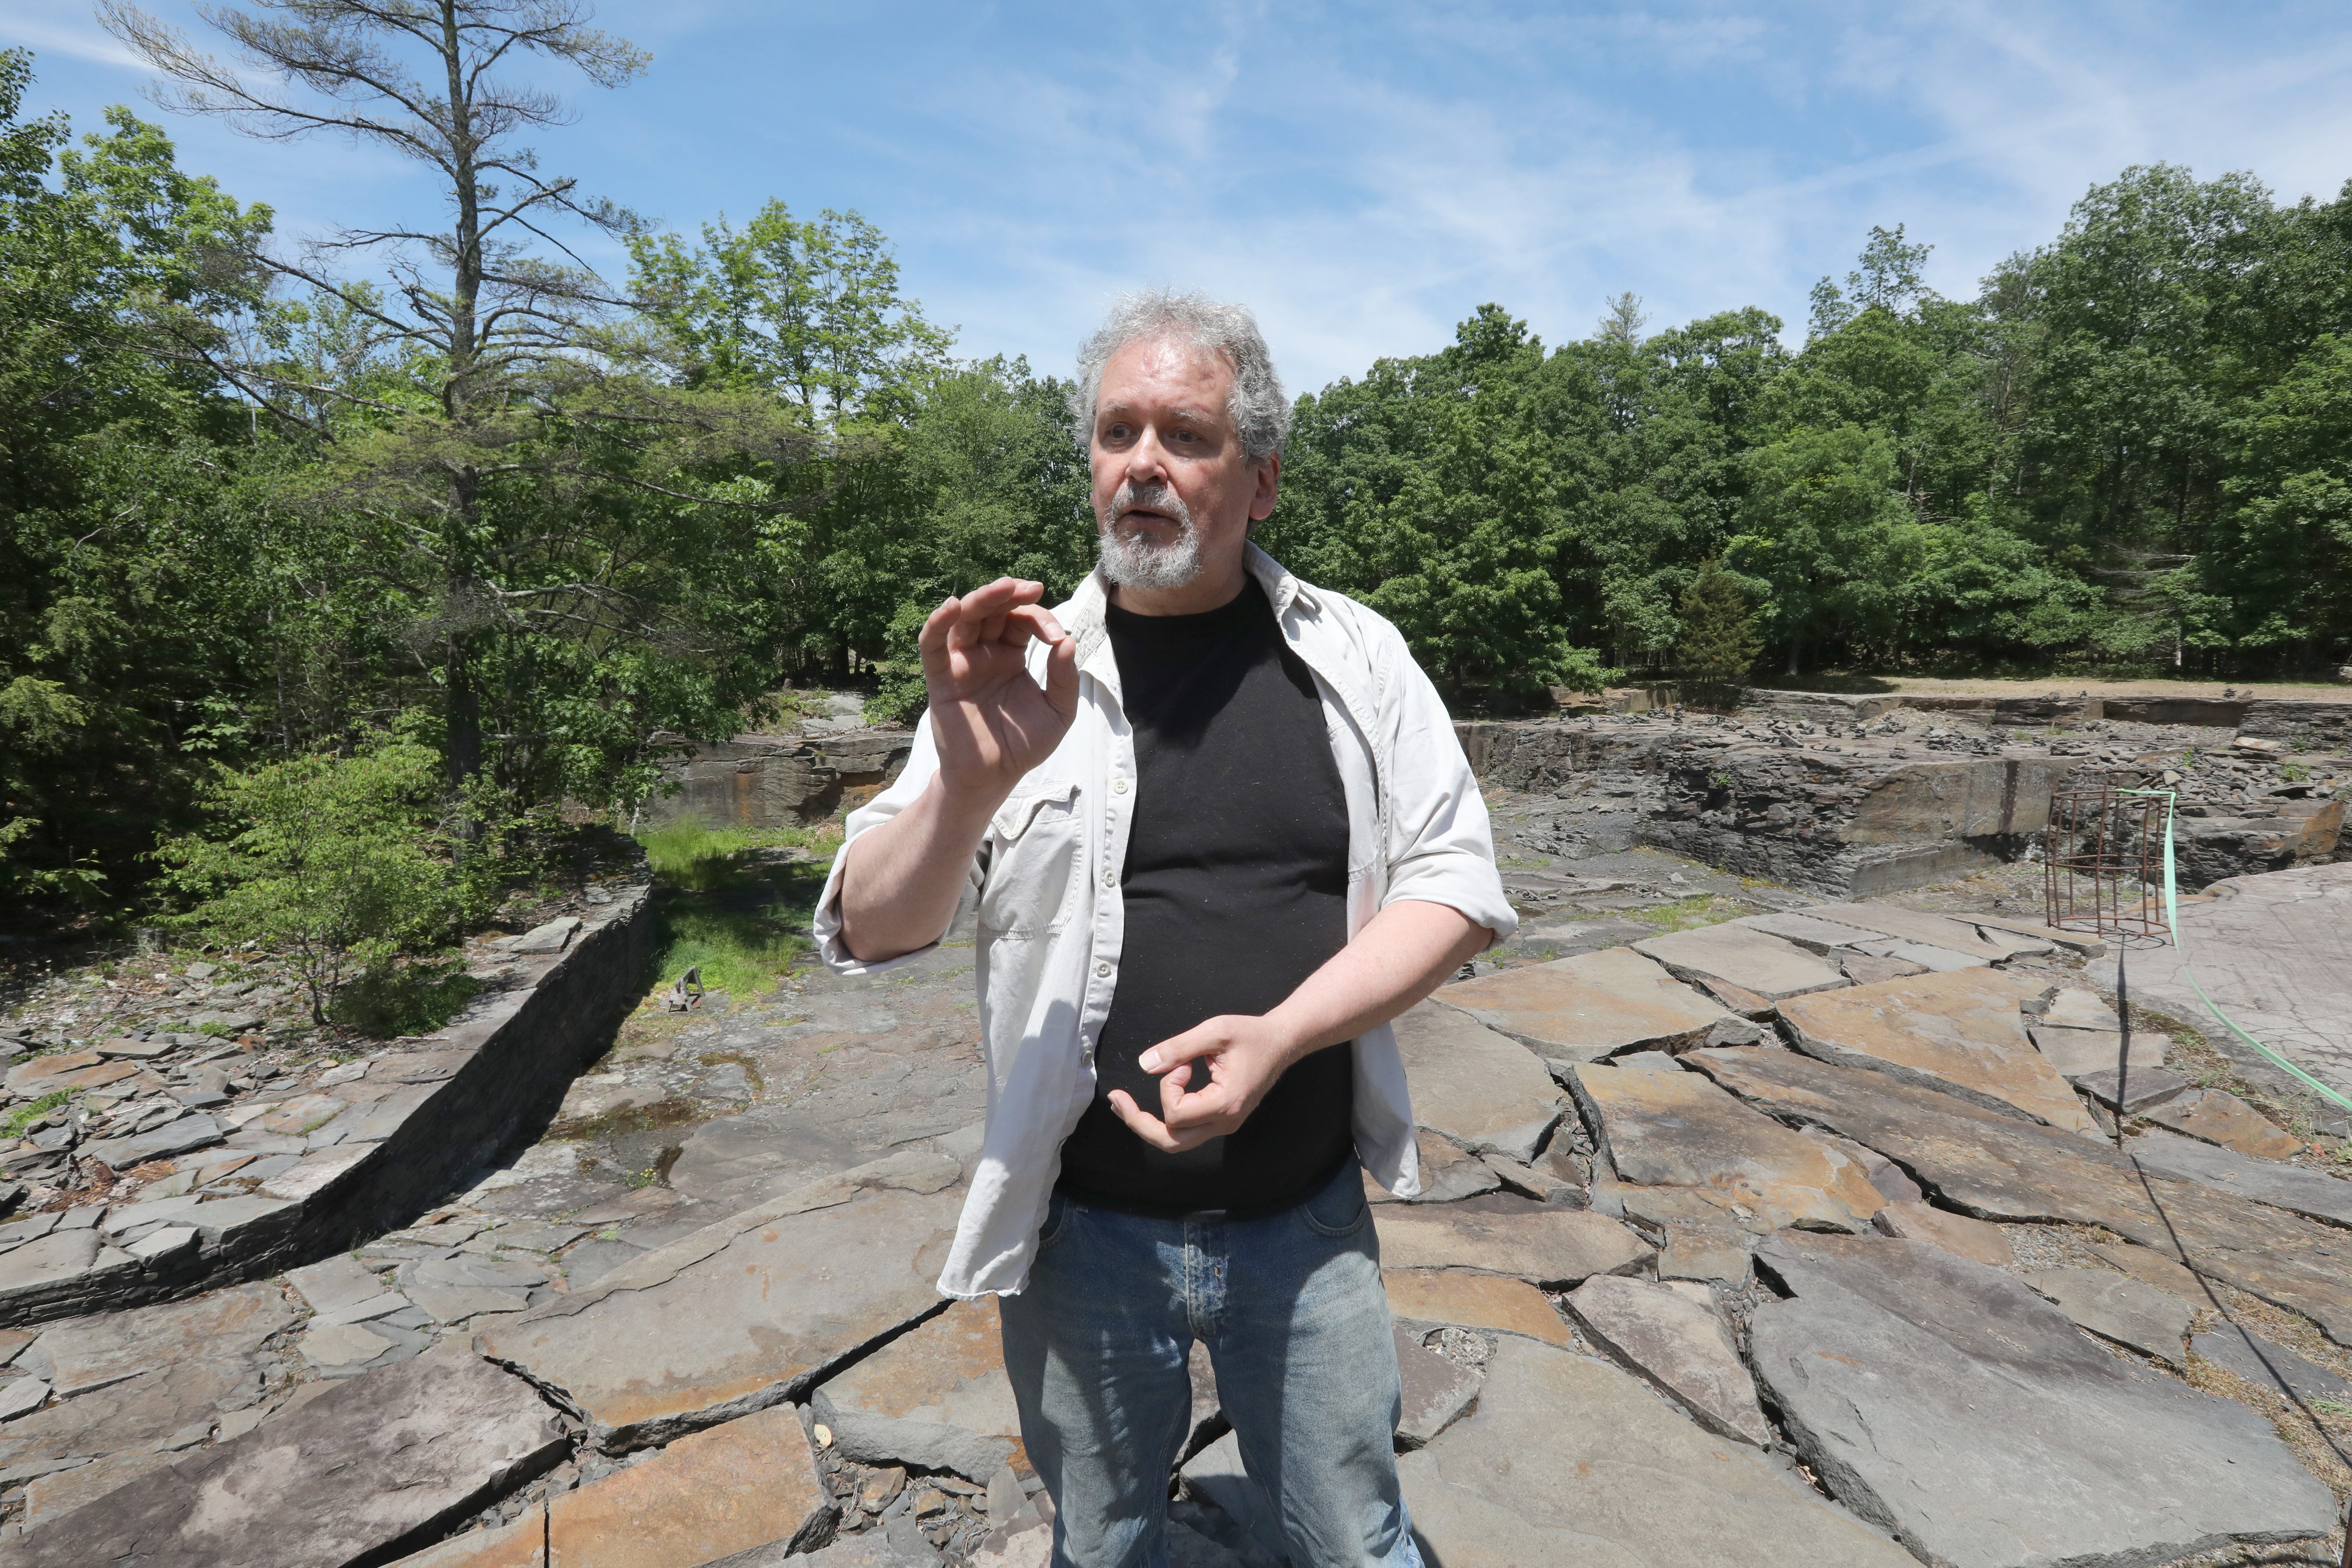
[1107,482,1192,530]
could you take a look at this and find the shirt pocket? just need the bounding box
[979,778,1084,938]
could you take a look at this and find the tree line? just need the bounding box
[5,0,2351,934]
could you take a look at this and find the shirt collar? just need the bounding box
[1064,540,1303,675]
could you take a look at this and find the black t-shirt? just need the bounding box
[1055,578,1356,1218]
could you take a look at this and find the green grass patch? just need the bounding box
[635,821,841,1003]
[2,1092,69,1139]
[1626,894,1749,933]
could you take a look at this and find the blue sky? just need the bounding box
[6,1,2352,392]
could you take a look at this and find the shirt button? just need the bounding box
[1095,961,1112,978]
[1100,869,1117,888]
[1112,779,1129,794]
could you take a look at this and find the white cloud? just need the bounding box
[0,6,146,70]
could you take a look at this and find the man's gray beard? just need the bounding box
[1096,483,1203,592]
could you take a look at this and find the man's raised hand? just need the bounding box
[920,578,1079,800]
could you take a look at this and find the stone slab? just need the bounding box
[2042,988,2122,1031]
[1392,1000,1561,1161]
[1395,1336,1917,1568]
[1569,1062,1884,1232]
[1799,903,2011,960]
[1867,939,1986,972]
[2084,1240,2213,1307]
[1381,1270,1570,1346]
[2071,1066,2189,1113]
[1868,1200,2013,1268]
[1631,924,1849,1002]
[1689,1047,2352,1346]
[1373,1205,1648,1287]
[2191,1325,2352,1406]
[288,1252,386,1315]
[6,1344,567,1567]
[79,1113,225,1170]
[544,1402,837,1567]
[1838,953,1928,985]
[811,1298,1021,1482]
[1976,913,2106,956]
[1778,968,2100,1134]
[1749,1232,2338,1568]
[1391,1326,1481,1450]
[1434,948,1738,1063]
[1656,1222,1753,1287]
[35,1282,292,1398]
[2129,1130,2352,1228]
[479,1153,964,1448]
[1731,911,1881,953]
[1565,1274,1770,1445]
[2143,1088,2304,1158]
[2023,1266,2195,1366]
[2030,1027,2169,1076]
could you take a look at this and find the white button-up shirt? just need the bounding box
[813,546,1517,1297]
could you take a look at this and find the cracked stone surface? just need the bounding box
[1434,948,1742,1063]
[1564,1275,1771,1445]
[1382,1270,1572,1346]
[1749,1232,2337,1568]
[1395,1335,1917,1567]
[1777,968,2101,1134]
[1631,924,1849,1001]
[1372,1200,1650,1286]
[2127,1129,2352,1227]
[1690,1046,2352,1345]
[811,1299,1024,1483]
[1390,1001,1561,1162]
[2022,1266,2196,1366]
[1570,1059,1886,1232]
[7,1343,567,1567]
[477,1155,964,1449]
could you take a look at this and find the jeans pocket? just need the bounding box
[1035,1191,1074,1254]
[1298,1167,1371,1238]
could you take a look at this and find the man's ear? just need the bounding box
[1249,450,1282,522]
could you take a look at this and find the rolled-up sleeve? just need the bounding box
[811,713,984,976]
[1374,626,1519,947]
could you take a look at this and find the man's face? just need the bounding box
[1088,335,1279,595]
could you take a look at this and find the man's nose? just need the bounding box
[1124,427,1170,484]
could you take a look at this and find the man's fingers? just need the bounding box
[1106,1089,1185,1153]
[1137,1023,1222,1075]
[958,577,1042,621]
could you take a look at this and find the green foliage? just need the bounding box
[157,736,463,1026]
[1675,562,1763,701]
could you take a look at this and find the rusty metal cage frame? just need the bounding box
[2044,775,2168,938]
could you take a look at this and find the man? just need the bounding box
[817,290,1514,1567]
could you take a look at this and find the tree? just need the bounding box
[101,0,796,815]
[1675,562,1761,705]
[159,736,465,1025]
[0,49,281,917]
[1725,425,1923,675]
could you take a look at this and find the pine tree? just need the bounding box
[1676,563,1763,707]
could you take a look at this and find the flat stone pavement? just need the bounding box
[4,867,2351,1566]
[2092,859,2352,1105]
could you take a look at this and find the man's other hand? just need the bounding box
[1106,1014,1297,1154]
[921,577,1079,799]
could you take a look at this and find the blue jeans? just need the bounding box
[998,1159,1422,1568]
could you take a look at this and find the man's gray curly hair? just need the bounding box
[1069,289,1292,465]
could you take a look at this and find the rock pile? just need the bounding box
[0,867,652,1328]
